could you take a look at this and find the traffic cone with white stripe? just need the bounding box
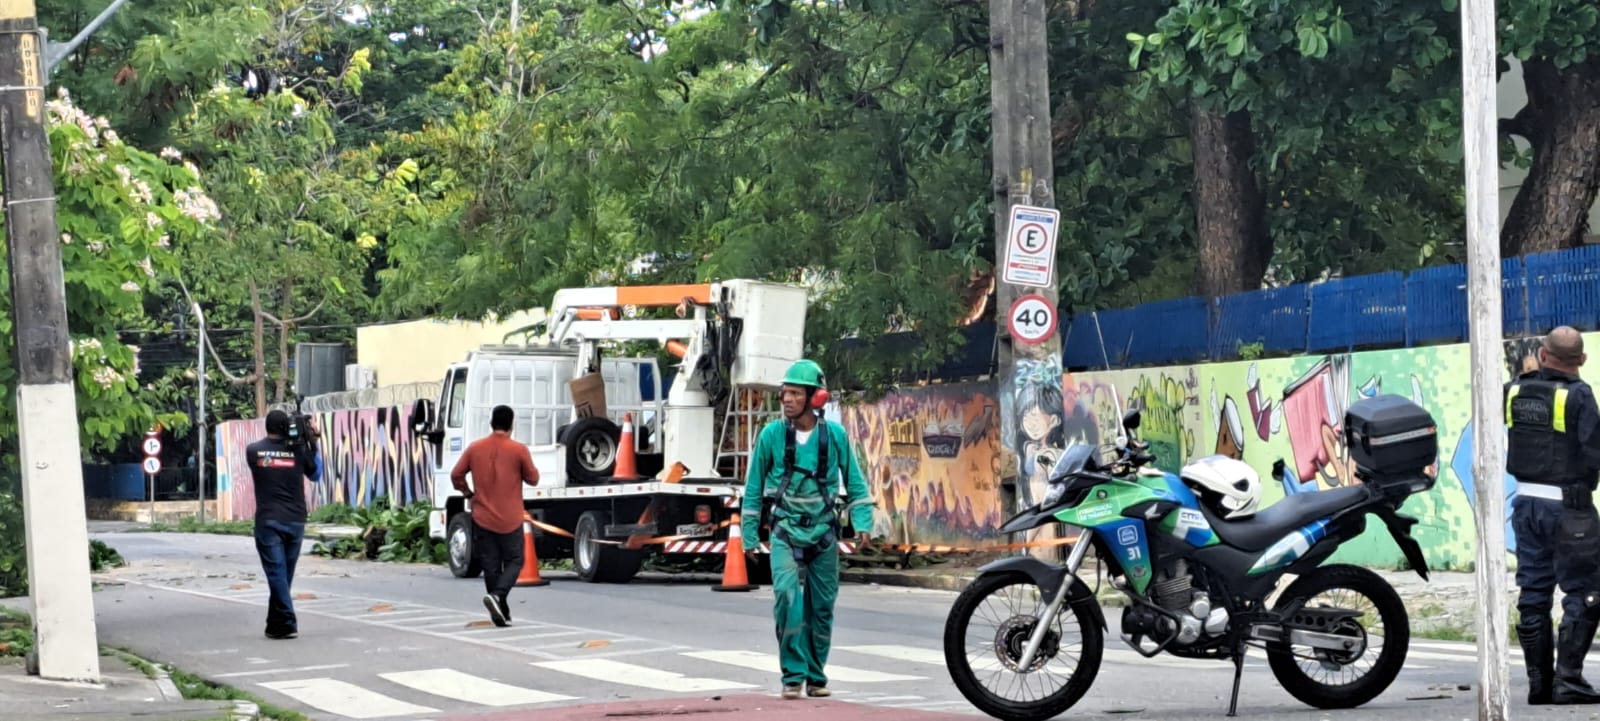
[711,513,756,592]
[516,512,550,587]
[614,412,639,481]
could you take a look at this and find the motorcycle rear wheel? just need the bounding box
[1265,563,1410,709]
[943,570,1103,721]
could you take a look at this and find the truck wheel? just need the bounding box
[574,510,642,583]
[562,417,620,484]
[448,512,482,579]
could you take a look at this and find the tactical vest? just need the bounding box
[1506,377,1584,483]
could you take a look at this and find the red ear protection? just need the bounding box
[809,388,831,410]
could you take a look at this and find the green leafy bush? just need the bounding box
[308,502,358,524]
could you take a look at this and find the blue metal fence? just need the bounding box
[1061,244,1600,370]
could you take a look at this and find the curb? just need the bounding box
[149,664,182,703]
[230,699,261,721]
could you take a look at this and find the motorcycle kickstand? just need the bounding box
[1225,643,1246,717]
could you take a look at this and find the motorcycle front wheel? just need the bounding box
[943,570,1103,721]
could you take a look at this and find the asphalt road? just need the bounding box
[31,530,1597,721]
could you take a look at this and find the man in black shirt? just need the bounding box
[1508,327,1600,704]
[246,410,322,640]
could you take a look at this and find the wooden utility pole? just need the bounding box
[990,0,1064,533]
[0,0,101,682]
[1461,0,1508,715]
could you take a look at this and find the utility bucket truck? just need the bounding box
[408,279,808,584]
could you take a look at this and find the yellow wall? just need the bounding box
[355,309,547,385]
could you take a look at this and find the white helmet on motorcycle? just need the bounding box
[1179,454,1262,519]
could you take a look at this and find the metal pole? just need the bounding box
[0,0,100,683]
[1461,0,1508,714]
[42,0,128,73]
[194,301,206,525]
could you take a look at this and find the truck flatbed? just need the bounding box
[526,480,742,502]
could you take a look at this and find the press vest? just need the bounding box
[1506,377,1586,484]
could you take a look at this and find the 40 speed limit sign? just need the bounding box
[1008,294,1057,345]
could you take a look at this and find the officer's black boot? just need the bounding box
[1553,614,1600,704]
[1521,617,1556,704]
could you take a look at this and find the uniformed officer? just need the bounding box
[1509,326,1600,705]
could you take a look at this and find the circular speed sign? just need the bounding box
[1008,294,1057,345]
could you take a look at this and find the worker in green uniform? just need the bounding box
[741,359,876,700]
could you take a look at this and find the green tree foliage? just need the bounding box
[0,92,216,454]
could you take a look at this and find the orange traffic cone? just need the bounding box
[614,412,639,480]
[516,513,550,587]
[712,513,756,592]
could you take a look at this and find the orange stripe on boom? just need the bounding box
[616,284,712,307]
[575,308,620,320]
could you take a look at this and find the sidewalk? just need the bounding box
[0,652,242,721]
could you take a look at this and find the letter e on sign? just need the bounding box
[1008,295,1056,345]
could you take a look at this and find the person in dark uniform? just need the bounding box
[1509,326,1600,705]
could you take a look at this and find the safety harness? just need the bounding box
[762,420,843,566]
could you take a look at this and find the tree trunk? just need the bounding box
[1190,105,1271,298]
[1500,58,1600,257]
[249,281,267,417]
[276,278,292,403]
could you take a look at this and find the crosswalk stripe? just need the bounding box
[531,659,756,692]
[837,645,946,667]
[380,668,576,706]
[1406,649,1524,666]
[259,678,439,718]
[1412,640,1523,656]
[682,650,924,682]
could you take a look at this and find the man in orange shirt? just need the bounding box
[451,405,540,626]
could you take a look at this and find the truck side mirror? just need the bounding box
[410,399,438,439]
[1122,409,1141,432]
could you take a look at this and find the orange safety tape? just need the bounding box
[535,514,1075,555]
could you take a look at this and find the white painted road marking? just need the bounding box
[682,649,924,682]
[380,668,576,706]
[214,663,351,679]
[259,678,439,718]
[532,658,756,692]
[838,644,946,667]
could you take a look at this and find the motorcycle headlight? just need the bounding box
[1041,481,1068,508]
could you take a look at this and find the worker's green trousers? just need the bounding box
[770,533,839,686]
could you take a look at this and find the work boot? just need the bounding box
[781,683,802,700]
[807,683,831,698]
[1519,617,1554,705]
[1553,615,1600,704]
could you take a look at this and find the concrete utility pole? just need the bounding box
[990,0,1064,542]
[1460,0,1508,715]
[0,0,101,682]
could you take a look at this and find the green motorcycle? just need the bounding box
[944,394,1439,720]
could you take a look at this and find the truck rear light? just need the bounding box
[695,505,711,524]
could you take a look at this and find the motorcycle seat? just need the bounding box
[1200,485,1370,552]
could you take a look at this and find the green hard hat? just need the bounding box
[783,359,826,389]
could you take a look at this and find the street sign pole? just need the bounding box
[990,0,1062,553]
[1460,0,1508,714]
[142,430,162,526]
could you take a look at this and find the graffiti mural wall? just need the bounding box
[214,405,433,521]
[837,382,1006,548]
[1065,335,1576,571]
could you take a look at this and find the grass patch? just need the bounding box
[166,666,310,721]
[0,609,31,658]
[142,517,255,536]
